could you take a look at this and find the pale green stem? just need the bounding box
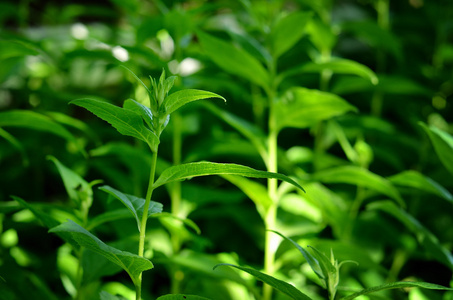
[263,82,278,300]
[170,112,183,294]
[136,149,159,300]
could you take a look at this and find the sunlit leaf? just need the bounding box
[153,162,304,192]
[49,220,153,286]
[197,31,269,88]
[99,185,163,232]
[270,11,312,58]
[420,122,453,176]
[152,212,201,235]
[275,88,357,132]
[163,89,225,115]
[86,209,131,230]
[70,98,159,151]
[368,201,453,269]
[340,281,453,300]
[214,264,313,300]
[310,166,405,207]
[388,170,453,202]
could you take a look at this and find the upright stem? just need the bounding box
[136,149,159,300]
[263,64,278,299]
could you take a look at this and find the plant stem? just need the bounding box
[136,149,159,300]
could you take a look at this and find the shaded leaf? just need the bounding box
[270,230,323,280]
[163,89,225,116]
[420,122,453,176]
[47,156,90,207]
[340,281,453,300]
[0,40,39,60]
[49,219,153,286]
[275,88,357,132]
[270,11,312,58]
[214,264,313,300]
[222,175,272,219]
[123,99,154,129]
[197,31,269,88]
[99,185,163,232]
[388,170,453,202]
[152,212,201,235]
[86,209,132,230]
[311,166,405,207]
[153,162,304,192]
[156,294,213,300]
[368,201,453,269]
[70,98,159,151]
[281,58,378,85]
[0,110,76,142]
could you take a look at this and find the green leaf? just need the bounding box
[156,294,213,300]
[388,170,453,202]
[0,127,28,166]
[70,98,159,151]
[152,212,201,235]
[123,99,154,129]
[0,110,76,142]
[281,58,378,85]
[214,264,313,300]
[100,290,128,300]
[99,185,163,232]
[311,166,405,207]
[340,281,453,300]
[221,175,272,219]
[269,230,323,280]
[86,209,133,230]
[368,201,453,269]
[275,88,357,132]
[163,89,225,116]
[270,11,312,58]
[201,102,268,162]
[420,122,453,176]
[153,162,304,192]
[0,40,39,60]
[49,219,153,286]
[197,31,269,88]
[47,156,91,207]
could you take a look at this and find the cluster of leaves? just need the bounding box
[1,0,453,300]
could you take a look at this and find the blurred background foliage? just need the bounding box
[0,0,452,299]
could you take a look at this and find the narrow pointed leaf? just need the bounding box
[388,170,453,202]
[222,174,272,219]
[0,110,76,142]
[99,185,163,232]
[281,59,378,85]
[123,99,154,129]
[270,11,312,58]
[340,281,453,300]
[163,89,225,115]
[121,65,150,93]
[201,102,268,162]
[157,294,213,300]
[368,201,453,269]
[197,31,269,88]
[214,264,313,300]
[86,209,132,230]
[275,88,357,131]
[307,246,336,275]
[49,219,154,285]
[311,166,405,207]
[152,212,201,235]
[48,156,90,206]
[420,122,453,176]
[70,98,159,151]
[270,230,323,280]
[152,162,304,192]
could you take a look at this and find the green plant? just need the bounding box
[14,68,304,300]
[215,230,453,300]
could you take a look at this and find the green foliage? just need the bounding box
[1,1,452,300]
